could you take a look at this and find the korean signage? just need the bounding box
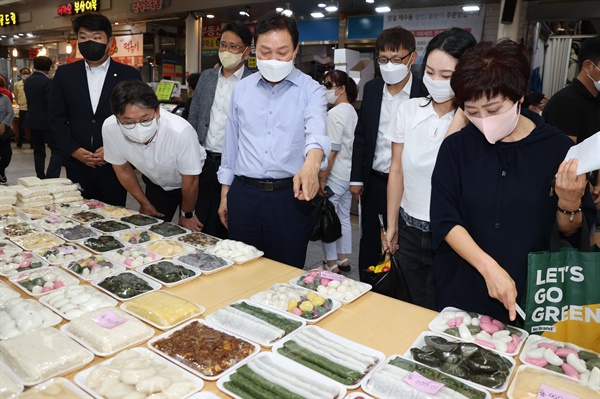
[57,0,99,16]
[132,0,163,13]
[68,34,144,67]
[0,12,17,27]
[383,5,486,63]
[202,23,222,50]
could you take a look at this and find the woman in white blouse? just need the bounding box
[319,70,359,273]
[384,28,476,308]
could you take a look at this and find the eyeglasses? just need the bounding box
[377,52,413,65]
[322,82,338,90]
[218,41,246,52]
[119,119,154,130]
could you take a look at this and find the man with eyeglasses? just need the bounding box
[102,80,206,231]
[187,23,254,239]
[350,27,425,280]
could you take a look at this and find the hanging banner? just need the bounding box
[68,34,144,67]
[202,23,222,51]
[383,5,486,63]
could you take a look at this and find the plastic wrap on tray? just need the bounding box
[39,215,78,230]
[138,260,198,286]
[9,267,79,296]
[62,307,154,356]
[208,239,263,263]
[105,246,161,268]
[149,320,258,379]
[2,222,42,237]
[64,255,125,281]
[0,298,61,339]
[0,365,23,399]
[507,365,600,399]
[149,222,188,237]
[74,348,203,399]
[97,206,137,218]
[0,240,21,255]
[120,214,160,226]
[121,290,204,329]
[43,202,85,215]
[0,252,48,276]
[116,228,160,245]
[89,220,132,233]
[40,284,117,320]
[176,250,233,273]
[292,269,371,304]
[0,327,93,386]
[11,232,64,250]
[146,239,192,257]
[36,243,91,265]
[68,211,106,223]
[53,225,98,241]
[0,280,19,303]
[17,377,92,398]
[82,235,125,253]
[93,271,159,300]
[177,232,220,249]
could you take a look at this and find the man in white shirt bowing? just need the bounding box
[102,80,206,231]
[217,11,330,268]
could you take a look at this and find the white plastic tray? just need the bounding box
[39,284,118,321]
[61,307,155,357]
[52,225,99,242]
[114,228,161,245]
[17,377,92,398]
[362,354,492,399]
[8,266,80,297]
[404,330,516,393]
[0,239,22,256]
[519,335,600,388]
[35,243,91,265]
[10,232,65,251]
[66,211,107,224]
[177,232,221,249]
[15,207,50,220]
[95,205,138,218]
[272,325,385,390]
[147,222,190,238]
[205,245,264,264]
[217,351,347,399]
[428,306,528,356]
[104,245,163,268]
[74,347,203,399]
[0,280,20,303]
[0,360,24,398]
[38,215,79,231]
[43,201,85,215]
[0,252,50,276]
[507,365,599,399]
[87,220,134,235]
[0,298,62,340]
[175,250,234,275]
[135,259,200,288]
[143,239,195,258]
[206,299,306,347]
[250,283,342,324]
[0,327,94,386]
[289,270,372,305]
[147,318,261,381]
[119,213,161,227]
[120,290,205,330]
[79,235,127,254]
[2,221,44,238]
[91,270,161,301]
[62,255,126,282]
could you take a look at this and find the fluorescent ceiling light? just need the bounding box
[375,6,391,13]
[276,7,283,12]
[325,1,338,12]
[239,10,249,17]
[311,12,325,18]
[26,33,33,37]
[282,9,293,17]
[462,5,480,12]
[366,0,374,2]
[206,14,215,18]
[318,3,326,7]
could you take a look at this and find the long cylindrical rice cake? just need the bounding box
[207,306,285,344]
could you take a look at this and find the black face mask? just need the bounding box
[78,40,107,62]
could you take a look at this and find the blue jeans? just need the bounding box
[396,209,435,310]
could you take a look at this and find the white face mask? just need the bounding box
[119,118,158,144]
[257,58,294,83]
[379,54,412,85]
[219,50,246,70]
[326,89,339,105]
[587,63,600,91]
[423,73,454,103]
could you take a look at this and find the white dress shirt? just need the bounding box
[204,66,246,153]
[371,75,412,174]
[384,97,455,221]
[328,102,358,182]
[85,57,111,114]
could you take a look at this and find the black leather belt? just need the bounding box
[237,176,294,191]
[206,151,222,162]
[370,169,389,180]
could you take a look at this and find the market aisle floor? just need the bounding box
[7,144,361,280]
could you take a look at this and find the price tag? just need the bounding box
[47,216,62,223]
[58,245,76,255]
[93,311,127,329]
[404,371,444,395]
[537,384,579,399]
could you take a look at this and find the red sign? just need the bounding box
[57,0,99,16]
[132,0,163,13]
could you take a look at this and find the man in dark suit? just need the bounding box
[350,27,425,278]
[49,13,142,206]
[187,23,253,238]
[24,56,61,179]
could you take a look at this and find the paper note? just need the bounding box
[404,371,444,394]
[537,384,579,399]
[93,310,127,329]
[563,131,600,176]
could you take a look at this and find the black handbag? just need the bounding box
[309,194,342,243]
[0,126,15,142]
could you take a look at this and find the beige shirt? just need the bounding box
[14,80,26,110]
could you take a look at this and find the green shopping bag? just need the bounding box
[523,220,600,352]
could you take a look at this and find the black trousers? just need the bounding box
[0,139,11,175]
[227,176,313,269]
[358,173,388,281]
[66,164,127,206]
[142,175,181,223]
[31,129,62,179]
[195,156,228,238]
[17,110,27,145]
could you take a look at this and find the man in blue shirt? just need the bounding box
[217,11,330,268]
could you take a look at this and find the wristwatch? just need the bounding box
[181,209,195,219]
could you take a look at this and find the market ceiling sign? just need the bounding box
[132,0,168,13]
[0,12,18,27]
[57,0,99,16]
